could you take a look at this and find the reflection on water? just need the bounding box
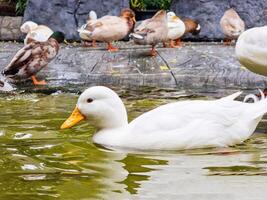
[0,91,267,200]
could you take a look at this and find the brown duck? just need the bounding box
[130,10,168,56]
[174,18,201,47]
[220,8,245,45]
[2,32,64,85]
[85,8,136,52]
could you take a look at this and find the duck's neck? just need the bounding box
[92,102,128,130]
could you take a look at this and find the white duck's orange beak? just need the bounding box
[60,106,85,129]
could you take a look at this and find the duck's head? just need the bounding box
[183,18,201,35]
[121,8,136,22]
[167,11,180,22]
[61,86,128,130]
[20,21,38,33]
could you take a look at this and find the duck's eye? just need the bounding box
[87,98,93,103]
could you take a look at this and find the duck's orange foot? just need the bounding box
[169,40,175,48]
[91,40,97,48]
[149,49,157,56]
[31,76,47,85]
[108,47,119,52]
[107,43,119,52]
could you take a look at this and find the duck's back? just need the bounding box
[90,16,128,42]
[125,96,265,150]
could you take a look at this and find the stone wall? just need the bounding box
[23,0,130,40]
[2,0,266,41]
[171,0,267,40]
[0,16,23,40]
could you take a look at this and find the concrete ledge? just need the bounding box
[0,42,266,96]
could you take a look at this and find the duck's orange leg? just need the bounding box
[107,42,118,52]
[175,38,183,47]
[169,40,175,48]
[149,45,157,56]
[31,75,46,85]
[162,41,167,48]
[92,40,97,47]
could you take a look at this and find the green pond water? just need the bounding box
[0,91,267,200]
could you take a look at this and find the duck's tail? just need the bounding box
[243,90,267,120]
[0,75,16,92]
[89,10,97,20]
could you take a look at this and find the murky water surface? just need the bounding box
[0,90,267,200]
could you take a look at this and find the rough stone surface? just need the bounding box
[0,16,23,40]
[0,42,267,96]
[171,0,267,40]
[22,0,267,41]
[23,0,130,40]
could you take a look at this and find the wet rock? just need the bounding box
[171,0,267,40]
[23,0,130,40]
[0,16,23,40]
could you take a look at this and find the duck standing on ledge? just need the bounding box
[165,11,185,48]
[220,8,245,45]
[20,21,54,45]
[77,11,98,47]
[84,8,136,52]
[2,32,64,85]
[130,10,168,56]
[61,86,267,150]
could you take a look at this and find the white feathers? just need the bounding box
[78,10,97,41]
[0,79,15,92]
[196,24,201,31]
[236,26,267,76]
[129,33,144,40]
[167,11,185,40]
[20,21,53,45]
[243,89,265,103]
[69,87,267,150]
[89,10,97,20]
[20,21,38,33]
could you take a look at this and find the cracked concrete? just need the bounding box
[0,41,267,96]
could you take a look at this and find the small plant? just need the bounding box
[131,0,172,10]
[9,0,28,15]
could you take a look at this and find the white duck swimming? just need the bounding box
[235,26,267,76]
[61,86,267,150]
[166,11,185,48]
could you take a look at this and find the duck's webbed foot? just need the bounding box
[169,40,175,48]
[31,75,47,85]
[175,39,183,47]
[107,42,118,52]
[149,45,157,56]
